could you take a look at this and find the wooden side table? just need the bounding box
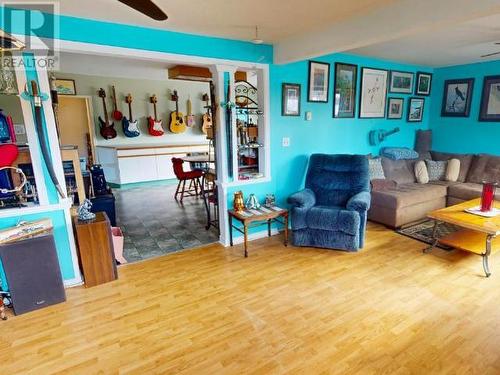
[72,211,118,287]
[228,207,288,257]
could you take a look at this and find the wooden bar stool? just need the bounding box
[171,158,203,202]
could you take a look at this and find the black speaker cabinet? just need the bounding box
[0,233,66,315]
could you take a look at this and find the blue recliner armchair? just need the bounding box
[287,154,370,251]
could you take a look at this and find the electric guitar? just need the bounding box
[122,93,140,138]
[201,93,212,135]
[148,94,164,136]
[186,96,195,127]
[169,90,186,133]
[97,88,117,140]
[369,127,400,146]
[111,85,123,121]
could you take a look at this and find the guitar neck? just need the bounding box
[101,97,110,124]
[128,102,133,121]
[153,103,158,121]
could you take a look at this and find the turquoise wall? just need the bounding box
[429,60,500,155]
[0,7,272,64]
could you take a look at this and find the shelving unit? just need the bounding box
[234,80,264,180]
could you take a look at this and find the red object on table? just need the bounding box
[480,182,497,212]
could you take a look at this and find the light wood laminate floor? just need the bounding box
[1,222,500,374]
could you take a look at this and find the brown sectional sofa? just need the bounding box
[368,152,500,228]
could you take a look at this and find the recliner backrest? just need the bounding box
[305,154,369,207]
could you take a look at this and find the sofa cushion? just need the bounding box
[369,157,385,180]
[381,147,419,160]
[371,183,447,209]
[430,151,473,182]
[447,182,500,201]
[306,206,360,235]
[425,159,447,181]
[445,158,460,182]
[415,129,432,154]
[381,157,415,184]
[371,179,397,191]
[466,154,500,185]
[414,160,429,184]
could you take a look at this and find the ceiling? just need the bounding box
[16,0,500,66]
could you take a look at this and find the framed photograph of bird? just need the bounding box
[479,75,500,122]
[441,78,474,117]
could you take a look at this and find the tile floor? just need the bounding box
[114,181,219,263]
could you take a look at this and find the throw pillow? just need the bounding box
[425,159,447,181]
[368,157,385,180]
[445,158,460,182]
[414,160,429,184]
[381,147,419,160]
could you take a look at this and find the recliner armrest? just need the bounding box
[346,191,371,212]
[287,188,316,209]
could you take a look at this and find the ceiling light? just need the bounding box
[252,26,264,44]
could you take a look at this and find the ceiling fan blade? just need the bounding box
[481,51,500,58]
[117,0,168,21]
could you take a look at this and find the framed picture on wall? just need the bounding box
[359,67,388,118]
[407,97,425,122]
[415,72,432,95]
[387,97,404,119]
[389,71,414,94]
[479,75,500,121]
[307,61,330,102]
[441,78,474,117]
[281,83,301,116]
[332,62,357,118]
[54,79,77,95]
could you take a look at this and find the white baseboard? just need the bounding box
[220,228,280,247]
[64,276,84,288]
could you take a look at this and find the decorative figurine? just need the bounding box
[265,194,276,208]
[233,191,245,212]
[245,194,261,210]
[77,199,96,222]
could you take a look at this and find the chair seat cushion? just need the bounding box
[306,206,360,235]
[182,170,203,179]
[371,183,447,209]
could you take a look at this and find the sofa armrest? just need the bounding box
[346,191,371,212]
[287,188,316,209]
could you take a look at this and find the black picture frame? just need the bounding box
[359,67,389,118]
[407,97,425,122]
[387,97,404,119]
[389,70,414,94]
[281,83,301,116]
[54,78,77,95]
[332,62,357,118]
[307,61,330,103]
[441,78,474,117]
[479,75,500,122]
[415,72,432,96]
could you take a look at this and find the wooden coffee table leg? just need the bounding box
[424,220,439,253]
[483,234,494,278]
[244,224,248,258]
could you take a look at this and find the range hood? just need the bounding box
[168,65,212,82]
[0,29,25,51]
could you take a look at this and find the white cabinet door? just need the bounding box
[156,153,186,180]
[118,155,158,184]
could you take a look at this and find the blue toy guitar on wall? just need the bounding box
[122,93,140,138]
[369,127,400,146]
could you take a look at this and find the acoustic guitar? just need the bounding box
[186,96,195,127]
[97,88,117,140]
[369,127,400,146]
[169,90,186,133]
[201,93,212,135]
[122,94,140,138]
[148,94,164,136]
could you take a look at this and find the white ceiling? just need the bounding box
[18,0,500,66]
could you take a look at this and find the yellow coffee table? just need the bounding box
[426,198,500,277]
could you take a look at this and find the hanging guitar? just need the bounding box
[369,127,400,146]
[122,93,140,138]
[186,96,195,127]
[201,93,212,135]
[97,88,117,140]
[169,90,186,133]
[111,85,123,121]
[148,94,164,136]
